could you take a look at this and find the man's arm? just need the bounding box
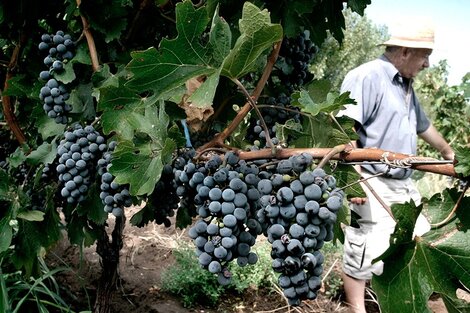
[418,124,454,160]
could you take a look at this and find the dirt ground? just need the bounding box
[46,207,448,313]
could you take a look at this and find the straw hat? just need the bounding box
[382,18,435,49]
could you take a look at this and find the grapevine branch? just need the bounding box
[76,0,100,72]
[2,32,27,145]
[237,147,459,177]
[197,41,282,152]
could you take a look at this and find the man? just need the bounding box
[338,20,454,313]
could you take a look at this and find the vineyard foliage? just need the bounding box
[0,0,470,312]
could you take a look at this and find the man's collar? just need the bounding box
[379,54,412,87]
[379,54,400,82]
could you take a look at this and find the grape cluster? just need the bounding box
[39,78,72,124]
[277,31,318,92]
[179,150,343,306]
[38,31,75,124]
[182,152,265,284]
[97,142,132,217]
[56,124,106,204]
[38,31,75,77]
[255,157,344,305]
[247,93,300,148]
[143,163,180,227]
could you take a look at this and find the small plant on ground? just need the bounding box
[228,240,277,293]
[161,240,277,308]
[161,243,225,308]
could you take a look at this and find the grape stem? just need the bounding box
[317,144,349,169]
[76,0,100,72]
[361,176,396,221]
[430,181,469,228]
[232,78,275,151]
[197,41,282,152]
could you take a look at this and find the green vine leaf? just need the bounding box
[454,146,470,177]
[26,142,57,166]
[0,217,12,253]
[17,211,45,222]
[126,0,219,94]
[36,113,66,140]
[109,105,176,196]
[80,0,130,43]
[69,83,96,120]
[54,61,76,84]
[0,168,10,199]
[291,114,354,148]
[97,85,148,140]
[76,184,108,225]
[291,89,355,116]
[221,2,282,79]
[372,189,470,313]
[334,164,365,198]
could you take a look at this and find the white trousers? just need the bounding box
[342,172,430,280]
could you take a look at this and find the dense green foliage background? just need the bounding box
[0,1,469,312]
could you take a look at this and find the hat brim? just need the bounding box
[381,39,434,49]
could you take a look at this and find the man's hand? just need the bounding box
[350,197,367,205]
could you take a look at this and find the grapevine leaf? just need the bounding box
[167,123,187,149]
[17,211,45,222]
[0,217,12,253]
[454,146,470,177]
[92,64,128,102]
[176,204,193,229]
[69,83,96,120]
[0,169,10,199]
[71,43,92,66]
[126,0,217,94]
[334,164,365,198]
[36,113,66,139]
[11,220,45,276]
[278,0,314,38]
[109,105,176,195]
[372,190,470,313]
[7,148,26,168]
[291,90,316,115]
[305,79,332,103]
[25,142,57,166]
[2,75,29,97]
[97,86,147,140]
[291,114,353,148]
[210,7,232,64]
[76,184,108,225]
[291,90,355,116]
[221,2,282,79]
[129,206,154,227]
[54,61,76,84]
[65,217,83,246]
[346,0,371,16]
[80,0,130,43]
[275,119,303,146]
